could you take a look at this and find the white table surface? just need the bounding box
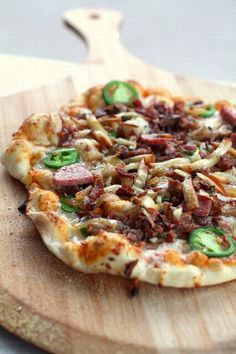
[0,0,236,353]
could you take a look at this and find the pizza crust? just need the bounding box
[25,184,236,287]
[1,112,62,183]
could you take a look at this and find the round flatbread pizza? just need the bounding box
[2,80,236,288]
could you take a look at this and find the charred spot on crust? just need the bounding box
[18,197,28,213]
[124,259,138,278]
[129,279,141,297]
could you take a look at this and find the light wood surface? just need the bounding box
[1,8,236,354]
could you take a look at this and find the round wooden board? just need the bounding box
[1,8,236,354]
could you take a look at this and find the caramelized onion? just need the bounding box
[182,178,199,211]
[197,172,227,196]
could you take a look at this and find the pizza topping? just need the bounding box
[231,133,236,148]
[95,103,128,118]
[102,80,139,105]
[189,226,236,257]
[140,134,170,146]
[75,218,124,237]
[187,104,216,118]
[217,156,235,171]
[220,106,236,127]
[52,104,232,247]
[44,148,79,169]
[189,140,232,171]
[53,163,94,187]
[109,130,119,138]
[192,195,212,217]
[60,195,80,213]
[83,175,104,210]
[118,146,152,158]
[133,160,148,189]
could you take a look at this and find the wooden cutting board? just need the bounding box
[1,8,236,354]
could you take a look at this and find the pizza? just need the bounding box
[2,80,236,288]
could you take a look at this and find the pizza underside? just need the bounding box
[2,80,236,288]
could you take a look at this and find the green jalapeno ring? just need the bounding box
[60,195,80,213]
[189,226,236,258]
[187,104,216,118]
[102,80,139,105]
[198,104,216,118]
[44,148,79,169]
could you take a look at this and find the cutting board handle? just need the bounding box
[63,8,131,64]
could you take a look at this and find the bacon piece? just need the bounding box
[53,163,93,187]
[126,229,144,243]
[211,197,222,216]
[133,99,143,108]
[168,179,183,205]
[154,101,171,115]
[103,103,128,116]
[176,213,195,236]
[89,184,104,201]
[135,108,157,120]
[140,134,169,146]
[179,117,199,130]
[84,176,104,210]
[231,133,236,148]
[201,173,227,195]
[117,185,134,197]
[218,156,234,171]
[115,166,136,178]
[159,114,180,129]
[173,100,185,114]
[194,216,212,226]
[193,195,212,217]
[58,126,74,146]
[94,109,107,118]
[163,144,176,156]
[165,230,177,243]
[89,176,104,200]
[220,106,236,127]
[182,144,196,153]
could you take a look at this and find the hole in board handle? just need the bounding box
[89,13,100,20]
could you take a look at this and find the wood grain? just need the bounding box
[1,8,236,354]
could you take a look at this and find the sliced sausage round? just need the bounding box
[53,163,94,187]
[220,106,236,127]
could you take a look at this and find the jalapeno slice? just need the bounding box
[44,148,79,169]
[102,80,139,105]
[187,104,216,118]
[60,195,80,213]
[189,226,236,258]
